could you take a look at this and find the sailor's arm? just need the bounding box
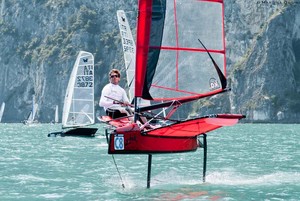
[99,86,114,108]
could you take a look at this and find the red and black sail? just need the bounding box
[136,0,226,102]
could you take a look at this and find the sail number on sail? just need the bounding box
[76,65,93,88]
[123,38,134,53]
[120,24,135,54]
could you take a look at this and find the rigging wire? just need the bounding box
[111,154,125,189]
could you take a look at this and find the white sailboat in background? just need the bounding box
[48,51,97,137]
[117,10,135,101]
[51,105,59,124]
[0,102,5,122]
[23,95,38,125]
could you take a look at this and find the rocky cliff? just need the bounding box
[0,0,299,123]
[0,0,136,122]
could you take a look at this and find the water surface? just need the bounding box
[0,123,299,200]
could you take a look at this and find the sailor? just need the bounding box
[99,69,132,119]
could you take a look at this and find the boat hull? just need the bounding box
[107,124,198,154]
[48,127,98,137]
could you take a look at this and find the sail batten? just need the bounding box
[150,46,225,54]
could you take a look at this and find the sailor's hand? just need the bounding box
[121,101,131,107]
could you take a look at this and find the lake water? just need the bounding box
[0,123,299,200]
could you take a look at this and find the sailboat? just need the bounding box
[51,105,59,124]
[0,102,5,122]
[23,95,38,125]
[101,0,245,188]
[48,51,98,137]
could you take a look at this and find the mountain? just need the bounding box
[0,0,136,122]
[0,1,299,123]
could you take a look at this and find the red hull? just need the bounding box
[104,114,245,154]
[108,123,198,154]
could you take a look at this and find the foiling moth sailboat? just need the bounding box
[48,51,97,137]
[101,0,245,188]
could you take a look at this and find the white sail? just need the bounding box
[54,105,59,123]
[25,95,38,124]
[62,51,95,128]
[0,102,5,122]
[117,10,136,101]
[117,10,151,108]
[32,103,38,122]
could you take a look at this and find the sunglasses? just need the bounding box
[110,74,119,78]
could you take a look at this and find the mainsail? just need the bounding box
[117,10,136,101]
[136,0,226,102]
[62,51,95,128]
